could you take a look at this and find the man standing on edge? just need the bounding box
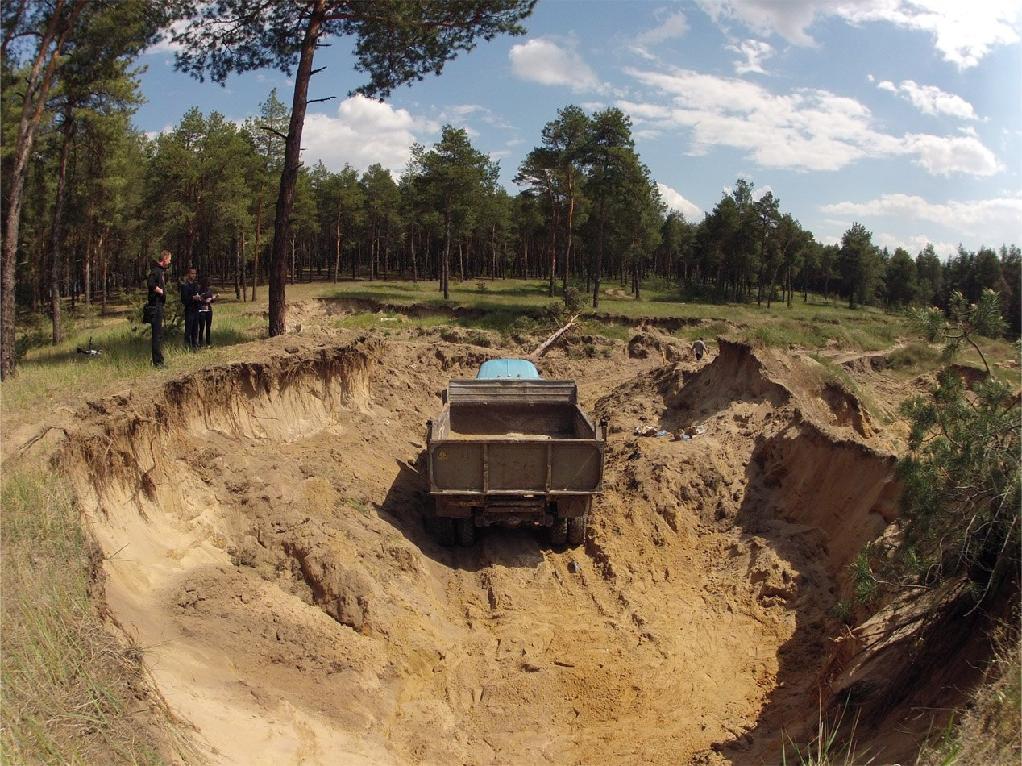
[147,250,172,368]
[180,267,201,351]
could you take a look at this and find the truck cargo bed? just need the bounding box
[427,379,604,495]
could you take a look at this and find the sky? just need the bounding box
[135,0,1022,258]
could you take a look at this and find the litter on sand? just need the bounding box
[634,425,671,437]
[635,424,707,440]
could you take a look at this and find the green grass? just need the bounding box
[579,320,633,341]
[3,297,261,412]
[318,278,913,352]
[809,355,889,423]
[0,470,175,764]
[782,702,873,766]
[739,312,904,352]
[885,342,942,373]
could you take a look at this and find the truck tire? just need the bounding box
[456,516,476,546]
[567,512,588,547]
[548,517,568,546]
[435,517,456,546]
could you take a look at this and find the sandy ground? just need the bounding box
[54,321,929,765]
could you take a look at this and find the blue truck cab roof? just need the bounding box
[475,358,541,380]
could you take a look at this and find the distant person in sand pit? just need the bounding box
[145,250,172,368]
[196,276,217,348]
[692,337,706,361]
[180,267,202,351]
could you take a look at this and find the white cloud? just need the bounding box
[902,133,999,175]
[696,0,1022,68]
[143,19,188,54]
[873,78,977,120]
[872,232,959,257]
[729,39,774,74]
[437,104,515,131]
[820,193,1022,244]
[621,67,1001,176]
[144,124,174,140]
[840,0,1022,70]
[509,38,603,92]
[696,0,825,45]
[302,95,425,174]
[636,12,690,46]
[657,182,702,220]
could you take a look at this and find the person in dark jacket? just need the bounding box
[180,267,202,351]
[146,251,172,367]
[196,276,217,347]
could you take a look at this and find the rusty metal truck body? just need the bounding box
[426,373,606,546]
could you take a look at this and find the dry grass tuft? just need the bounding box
[0,469,177,764]
[915,620,1021,766]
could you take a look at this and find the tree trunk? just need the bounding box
[233,233,240,298]
[1,0,84,377]
[490,224,497,280]
[410,225,418,284]
[99,232,107,315]
[563,183,574,295]
[251,194,261,301]
[268,0,324,336]
[240,229,247,301]
[443,209,451,300]
[333,215,341,282]
[49,108,75,344]
[83,242,91,306]
[592,198,606,309]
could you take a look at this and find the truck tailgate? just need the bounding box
[429,439,603,494]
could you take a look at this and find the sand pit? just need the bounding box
[59,332,913,764]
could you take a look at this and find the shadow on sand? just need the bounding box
[377,451,544,573]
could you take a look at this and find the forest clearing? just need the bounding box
[3,1,1020,765]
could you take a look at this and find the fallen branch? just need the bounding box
[14,424,67,456]
[530,314,579,359]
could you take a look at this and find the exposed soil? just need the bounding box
[53,325,960,765]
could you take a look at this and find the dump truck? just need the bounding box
[426,359,607,547]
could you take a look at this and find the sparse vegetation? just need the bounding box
[910,289,1006,375]
[0,469,174,764]
[895,370,1020,597]
[915,620,1021,766]
[782,703,873,766]
[885,342,941,372]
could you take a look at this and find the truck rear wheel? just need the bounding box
[456,517,476,546]
[434,517,456,546]
[548,517,568,546]
[567,512,588,546]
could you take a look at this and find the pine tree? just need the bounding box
[169,0,534,336]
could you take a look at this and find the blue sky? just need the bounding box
[136,0,1022,257]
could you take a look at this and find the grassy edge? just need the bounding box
[0,466,182,764]
[914,620,1021,766]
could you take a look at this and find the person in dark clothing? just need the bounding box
[196,276,217,347]
[180,267,202,350]
[146,251,172,367]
